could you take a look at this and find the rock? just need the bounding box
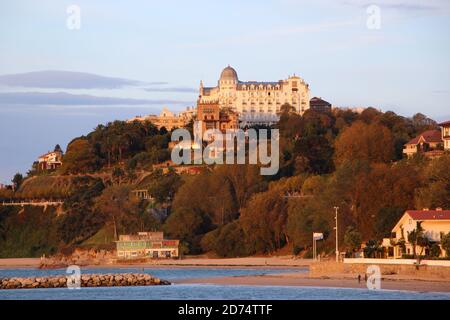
[0,273,170,290]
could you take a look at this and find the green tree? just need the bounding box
[240,181,290,253]
[60,138,99,174]
[429,243,441,258]
[415,155,450,209]
[407,221,424,258]
[11,173,23,191]
[112,167,125,185]
[147,169,183,204]
[163,208,211,253]
[334,121,394,166]
[441,232,450,258]
[363,239,381,258]
[54,144,63,153]
[57,177,105,245]
[93,185,141,240]
[201,221,252,257]
[344,226,362,256]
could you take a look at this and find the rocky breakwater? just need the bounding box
[0,273,170,289]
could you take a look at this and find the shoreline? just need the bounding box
[1,257,450,294]
[174,272,450,293]
[0,257,311,269]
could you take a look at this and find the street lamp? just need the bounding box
[334,206,339,262]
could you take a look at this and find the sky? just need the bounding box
[0,0,449,183]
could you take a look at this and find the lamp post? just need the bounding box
[334,206,339,262]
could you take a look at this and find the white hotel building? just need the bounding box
[198,66,310,119]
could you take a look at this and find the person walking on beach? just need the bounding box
[358,274,361,284]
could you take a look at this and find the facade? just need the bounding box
[198,66,310,116]
[196,100,239,135]
[309,97,332,113]
[128,106,195,130]
[116,232,179,259]
[38,150,63,171]
[383,209,450,258]
[403,130,444,158]
[439,120,450,151]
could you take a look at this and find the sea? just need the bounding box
[0,267,449,300]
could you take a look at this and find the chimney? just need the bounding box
[436,207,442,211]
[423,208,429,211]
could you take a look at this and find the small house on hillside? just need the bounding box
[402,130,444,158]
[38,149,63,171]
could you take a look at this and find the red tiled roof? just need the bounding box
[406,210,450,220]
[439,120,450,127]
[405,130,442,145]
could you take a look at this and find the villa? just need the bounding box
[37,150,63,171]
[403,130,444,158]
[382,209,450,258]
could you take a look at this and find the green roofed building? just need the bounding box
[116,232,179,259]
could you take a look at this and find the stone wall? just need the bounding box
[310,261,450,280]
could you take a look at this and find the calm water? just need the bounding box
[1,267,449,300]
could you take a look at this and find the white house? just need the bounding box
[383,209,450,258]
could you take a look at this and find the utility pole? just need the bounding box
[334,206,339,262]
[312,233,316,261]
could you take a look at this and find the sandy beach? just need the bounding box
[0,258,41,269]
[174,272,450,293]
[1,257,450,293]
[0,256,311,269]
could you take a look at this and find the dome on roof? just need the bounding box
[220,65,238,81]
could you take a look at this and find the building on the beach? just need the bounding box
[38,150,63,171]
[382,209,450,258]
[309,97,332,113]
[115,232,180,259]
[439,120,450,151]
[128,106,195,130]
[198,66,310,116]
[402,130,444,158]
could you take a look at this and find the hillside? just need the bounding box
[1,108,449,259]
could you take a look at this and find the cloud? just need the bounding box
[179,19,360,48]
[0,92,191,106]
[0,70,155,89]
[144,87,198,93]
[431,90,449,96]
[340,0,450,13]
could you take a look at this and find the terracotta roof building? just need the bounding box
[403,130,444,158]
[382,209,450,258]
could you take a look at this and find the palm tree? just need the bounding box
[407,221,424,258]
